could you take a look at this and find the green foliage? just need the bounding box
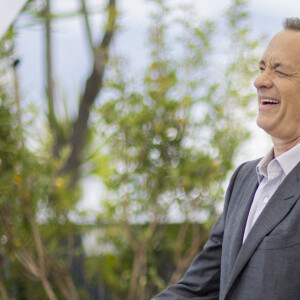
[86,223,210,299]
[0,99,82,298]
[0,0,261,299]
[88,0,260,298]
[0,34,82,298]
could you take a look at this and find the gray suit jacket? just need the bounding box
[152,159,300,300]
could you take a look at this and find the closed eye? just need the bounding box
[276,70,289,76]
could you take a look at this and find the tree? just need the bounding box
[0,0,117,298]
[87,0,260,299]
[0,0,260,299]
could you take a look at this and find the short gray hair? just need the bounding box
[283,18,300,31]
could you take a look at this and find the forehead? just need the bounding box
[261,30,300,66]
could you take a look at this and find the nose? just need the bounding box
[254,71,273,90]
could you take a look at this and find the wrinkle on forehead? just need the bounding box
[260,57,294,71]
[261,30,300,71]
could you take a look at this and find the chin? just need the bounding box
[256,118,266,130]
[256,119,273,135]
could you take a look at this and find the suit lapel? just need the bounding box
[224,162,300,297]
[223,169,258,276]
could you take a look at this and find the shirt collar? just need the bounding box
[276,142,300,175]
[256,148,274,182]
[256,142,300,182]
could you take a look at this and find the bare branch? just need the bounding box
[59,0,117,177]
[44,0,61,157]
[128,249,142,300]
[65,274,80,300]
[0,257,9,300]
[14,249,40,278]
[52,276,71,300]
[174,221,189,262]
[27,212,58,300]
[168,223,208,285]
[80,0,95,55]
[67,230,74,269]
[12,63,22,129]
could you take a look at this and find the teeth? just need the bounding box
[261,99,279,104]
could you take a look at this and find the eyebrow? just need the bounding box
[259,60,283,69]
[272,62,283,69]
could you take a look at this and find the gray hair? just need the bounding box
[283,18,300,31]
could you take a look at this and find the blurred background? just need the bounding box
[0,0,297,299]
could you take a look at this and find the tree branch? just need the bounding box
[45,0,61,158]
[59,0,117,177]
[168,223,208,285]
[27,211,58,300]
[14,249,40,278]
[80,0,95,55]
[0,257,9,300]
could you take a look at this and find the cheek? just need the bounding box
[295,98,300,118]
[282,98,300,123]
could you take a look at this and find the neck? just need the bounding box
[272,136,300,157]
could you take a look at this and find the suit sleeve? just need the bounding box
[151,162,246,300]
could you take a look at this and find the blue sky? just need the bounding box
[15,0,300,110]
[15,0,298,154]
[12,0,300,212]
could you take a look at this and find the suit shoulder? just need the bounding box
[237,158,262,172]
[230,158,262,186]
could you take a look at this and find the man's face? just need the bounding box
[254,29,300,143]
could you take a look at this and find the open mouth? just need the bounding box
[261,99,280,105]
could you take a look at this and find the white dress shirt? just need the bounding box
[243,142,300,242]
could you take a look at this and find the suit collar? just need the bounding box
[220,162,258,295]
[224,161,300,298]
